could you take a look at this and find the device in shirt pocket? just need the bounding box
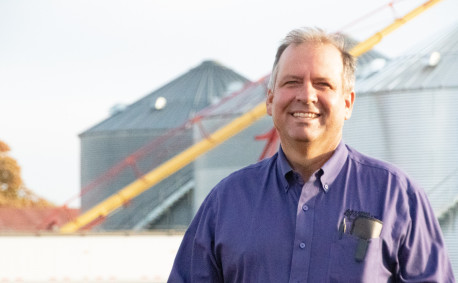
[350,215,383,261]
[338,214,383,261]
[329,214,383,281]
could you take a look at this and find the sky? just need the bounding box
[1,0,457,207]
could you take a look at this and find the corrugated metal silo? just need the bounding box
[79,60,250,230]
[343,23,458,276]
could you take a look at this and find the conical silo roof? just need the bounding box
[355,23,458,94]
[80,60,250,136]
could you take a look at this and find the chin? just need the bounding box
[289,135,316,143]
[289,131,318,142]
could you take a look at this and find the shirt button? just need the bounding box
[324,184,329,190]
[302,204,309,211]
[299,242,306,249]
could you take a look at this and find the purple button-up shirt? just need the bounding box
[168,142,455,282]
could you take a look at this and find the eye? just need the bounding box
[284,80,300,86]
[315,81,333,90]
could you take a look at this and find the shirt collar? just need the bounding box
[277,146,295,191]
[277,146,293,176]
[320,140,349,193]
[276,141,349,193]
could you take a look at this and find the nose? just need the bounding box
[296,82,317,104]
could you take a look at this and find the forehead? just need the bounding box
[276,42,344,80]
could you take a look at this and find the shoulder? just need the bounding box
[194,154,279,224]
[346,144,402,175]
[344,144,430,214]
[217,154,277,187]
[344,144,434,222]
[203,153,279,205]
[345,144,417,190]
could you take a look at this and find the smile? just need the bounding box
[292,112,319,118]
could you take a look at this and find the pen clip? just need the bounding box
[338,218,346,239]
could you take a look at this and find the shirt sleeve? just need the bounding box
[397,185,455,282]
[167,190,223,283]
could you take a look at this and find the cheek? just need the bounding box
[320,95,336,110]
[273,91,292,107]
[328,93,345,107]
[321,95,347,120]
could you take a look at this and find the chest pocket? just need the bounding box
[327,233,381,283]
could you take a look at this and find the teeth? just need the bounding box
[293,112,318,118]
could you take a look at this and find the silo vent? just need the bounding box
[109,103,127,116]
[425,51,441,67]
[152,96,167,110]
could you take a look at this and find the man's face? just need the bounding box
[266,42,354,150]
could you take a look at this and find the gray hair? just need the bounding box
[268,27,356,92]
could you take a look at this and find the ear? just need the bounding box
[266,89,274,116]
[344,91,355,120]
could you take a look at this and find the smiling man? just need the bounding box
[266,35,354,183]
[168,27,454,282]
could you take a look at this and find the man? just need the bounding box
[168,27,455,282]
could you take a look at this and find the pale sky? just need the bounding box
[1,0,457,206]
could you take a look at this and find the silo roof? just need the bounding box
[356,23,458,94]
[80,60,250,136]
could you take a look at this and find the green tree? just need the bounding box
[0,140,53,207]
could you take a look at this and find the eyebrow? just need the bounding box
[279,75,303,82]
[311,73,334,80]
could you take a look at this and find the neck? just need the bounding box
[281,139,339,181]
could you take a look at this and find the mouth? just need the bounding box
[291,112,320,118]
